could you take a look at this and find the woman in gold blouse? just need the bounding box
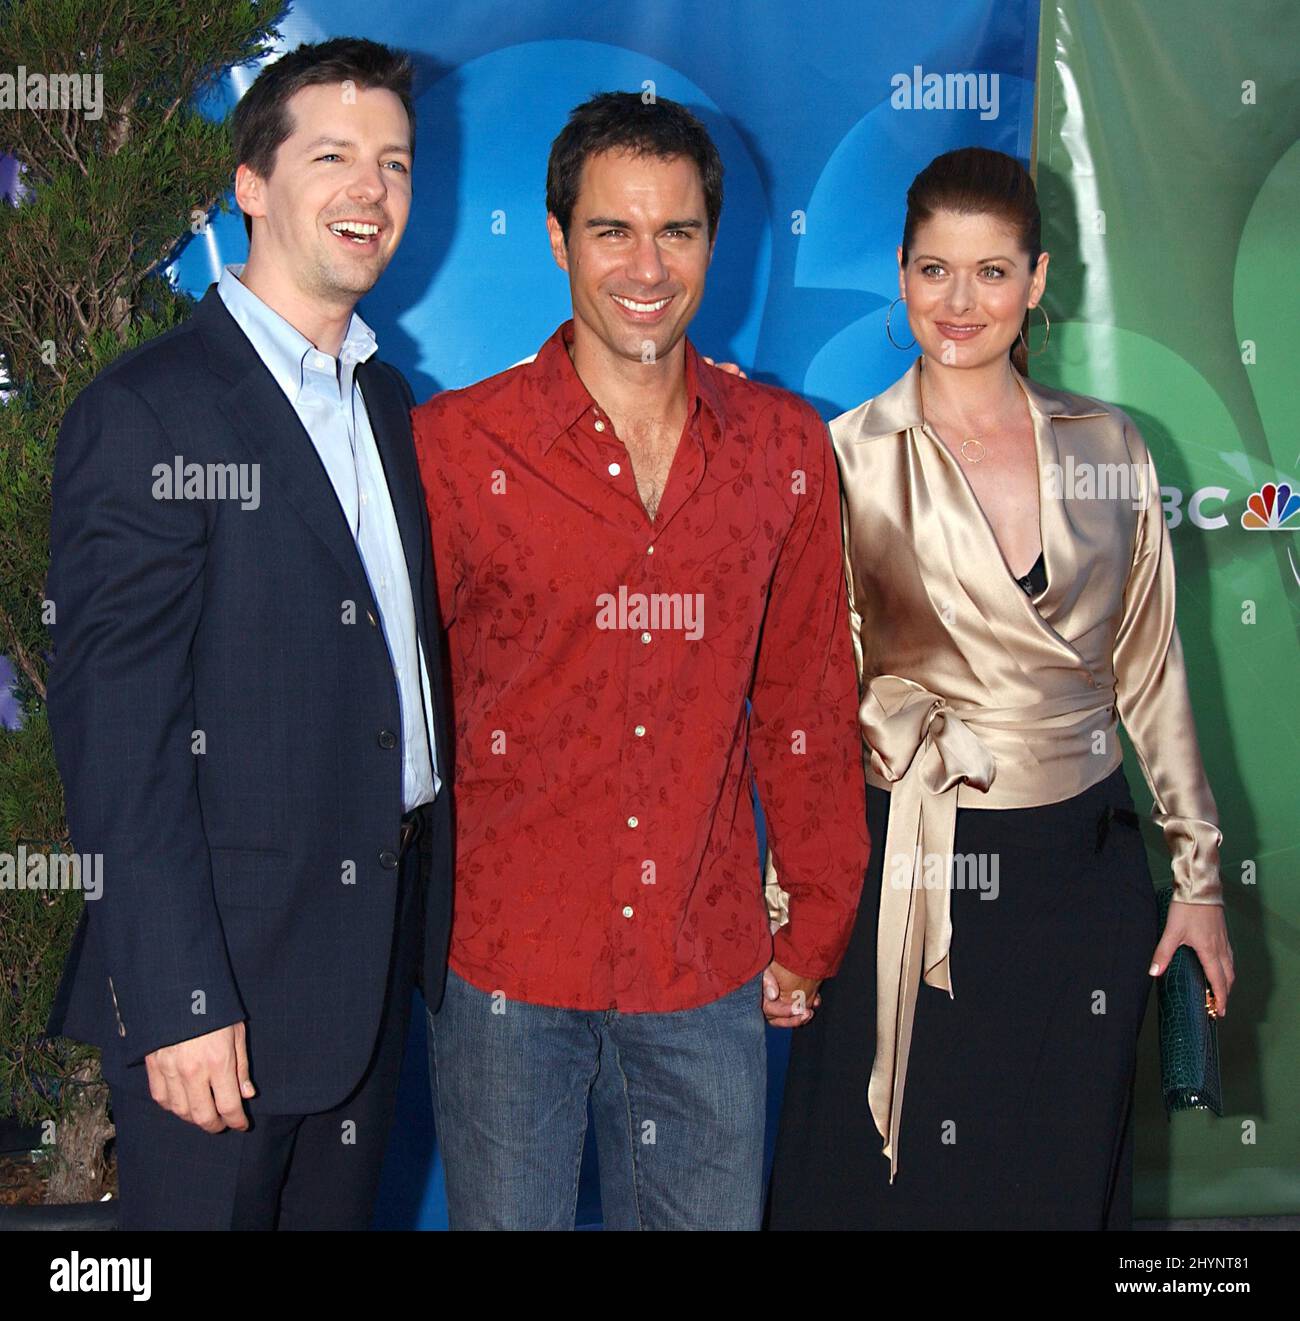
[767,147,1235,1230]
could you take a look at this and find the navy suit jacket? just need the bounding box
[45,285,454,1113]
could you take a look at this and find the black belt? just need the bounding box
[399,803,431,860]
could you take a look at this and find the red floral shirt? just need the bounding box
[412,322,868,1011]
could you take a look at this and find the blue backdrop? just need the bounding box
[173,0,1040,1228]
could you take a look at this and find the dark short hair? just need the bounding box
[231,37,415,240]
[546,91,724,242]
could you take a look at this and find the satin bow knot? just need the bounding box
[857,674,998,1183]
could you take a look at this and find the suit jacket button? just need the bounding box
[379,849,399,870]
[378,729,397,749]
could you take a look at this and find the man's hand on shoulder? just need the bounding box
[144,1021,255,1133]
[701,355,748,378]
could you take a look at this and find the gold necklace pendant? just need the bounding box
[960,438,987,463]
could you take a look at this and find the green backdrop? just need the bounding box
[1035,0,1299,1216]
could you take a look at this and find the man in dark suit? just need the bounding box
[44,37,451,1230]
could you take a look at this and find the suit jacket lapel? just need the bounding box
[357,359,454,777]
[193,286,453,774]
[193,287,377,603]
[357,360,427,639]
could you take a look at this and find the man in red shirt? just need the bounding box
[412,92,868,1229]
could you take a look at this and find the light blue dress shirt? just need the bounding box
[218,264,439,809]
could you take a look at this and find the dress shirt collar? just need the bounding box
[849,354,1109,441]
[522,320,728,455]
[216,263,377,403]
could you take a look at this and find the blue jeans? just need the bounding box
[427,968,767,1229]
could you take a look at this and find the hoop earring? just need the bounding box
[885,297,916,350]
[1019,305,1051,356]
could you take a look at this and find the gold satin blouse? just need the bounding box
[830,355,1224,1182]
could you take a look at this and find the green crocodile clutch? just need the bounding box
[1155,884,1224,1117]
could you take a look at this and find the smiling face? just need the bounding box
[547,149,714,366]
[234,81,412,306]
[898,208,1048,368]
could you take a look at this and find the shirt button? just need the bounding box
[622,906,634,919]
[627,816,639,828]
[646,544,654,555]
[634,724,646,737]
[640,632,651,644]
[608,461,621,476]
[360,492,369,505]
[594,419,606,432]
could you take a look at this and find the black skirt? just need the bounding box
[767,765,1160,1230]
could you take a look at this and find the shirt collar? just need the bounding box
[216,263,377,402]
[849,355,1109,439]
[522,320,728,454]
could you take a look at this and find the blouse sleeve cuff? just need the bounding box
[1156,811,1225,905]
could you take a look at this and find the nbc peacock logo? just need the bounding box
[1241,482,1300,531]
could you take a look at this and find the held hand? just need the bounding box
[762,959,822,1028]
[144,1021,255,1133]
[1149,901,1236,1018]
[701,355,748,379]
